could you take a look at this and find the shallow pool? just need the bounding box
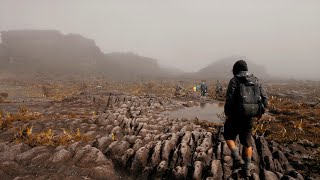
[160,102,225,123]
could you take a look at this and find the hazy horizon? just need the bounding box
[1,0,319,80]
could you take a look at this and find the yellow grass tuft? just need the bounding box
[14,127,91,147]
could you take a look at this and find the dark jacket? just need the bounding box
[224,71,268,117]
[200,83,208,92]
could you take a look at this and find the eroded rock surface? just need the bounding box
[0,92,315,179]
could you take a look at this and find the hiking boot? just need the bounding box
[232,158,245,170]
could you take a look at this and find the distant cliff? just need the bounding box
[0,30,102,73]
[0,30,167,80]
[195,56,270,80]
[0,30,271,81]
[98,52,162,80]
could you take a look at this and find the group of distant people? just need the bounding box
[175,80,224,98]
[176,81,208,97]
[174,60,268,177]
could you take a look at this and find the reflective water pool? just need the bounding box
[160,102,225,123]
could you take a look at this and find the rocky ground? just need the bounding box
[0,79,319,179]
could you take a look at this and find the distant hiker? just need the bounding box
[193,86,197,92]
[175,83,184,97]
[200,81,208,96]
[215,80,223,94]
[224,60,268,177]
[175,83,182,92]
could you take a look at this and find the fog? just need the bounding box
[1,0,320,80]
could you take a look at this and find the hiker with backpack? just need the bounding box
[200,81,208,96]
[175,83,183,92]
[224,60,268,177]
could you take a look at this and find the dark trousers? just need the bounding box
[223,116,253,147]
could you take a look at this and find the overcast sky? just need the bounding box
[1,0,319,79]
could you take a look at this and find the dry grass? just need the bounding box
[14,126,91,147]
[256,96,320,145]
[0,106,42,129]
[13,79,228,101]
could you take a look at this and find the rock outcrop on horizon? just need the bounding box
[98,52,162,80]
[0,30,102,72]
[195,57,270,80]
[0,30,271,81]
[0,30,168,80]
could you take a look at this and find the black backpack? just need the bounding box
[237,76,263,117]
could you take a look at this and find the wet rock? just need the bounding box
[251,137,260,164]
[257,137,276,171]
[286,170,304,180]
[130,146,150,172]
[0,143,9,152]
[193,161,204,180]
[50,149,72,163]
[211,160,223,180]
[222,156,233,179]
[196,151,209,165]
[199,135,213,152]
[0,170,11,180]
[0,92,8,98]
[273,150,289,165]
[0,161,26,176]
[282,163,294,173]
[94,136,113,153]
[252,173,260,180]
[305,177,317,180]
[275,172,284,179]
[138,128,149,137]
[141,166,154,179]
[169,125,180,133]
[216,142,222,160]
[111,126,122,134]
[280,175,295,180]
[77,146,108,167]
[173,166,188,179]
[264,156,276,172]
[288,143,307,154]
[180,143,192,167]
[273,159,284,173]
[84,131,97,137]
[121,148,135,167]
[122,135,138,145]
[106,141,130,158]
[16,146,48,162]
[143,133,154,144]
[136,123,145,135]
[113,120,121,127]
[30,151,51,165]
[263,169,279,180]
[207,148,214,160]
[151,141,162,166]
[133,139,144,151]
[93,163,118,180]
[156,160,168,178]
[162,133,179,161]
[251,163,260,176]
[0,143,30,161]
[67,142,83,152]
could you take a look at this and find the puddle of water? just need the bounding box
[161,102,224,123]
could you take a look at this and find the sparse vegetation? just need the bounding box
[14,126,91,147]
[260,96,320,145]
[0,79,319,178]
[0,106,41,129]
